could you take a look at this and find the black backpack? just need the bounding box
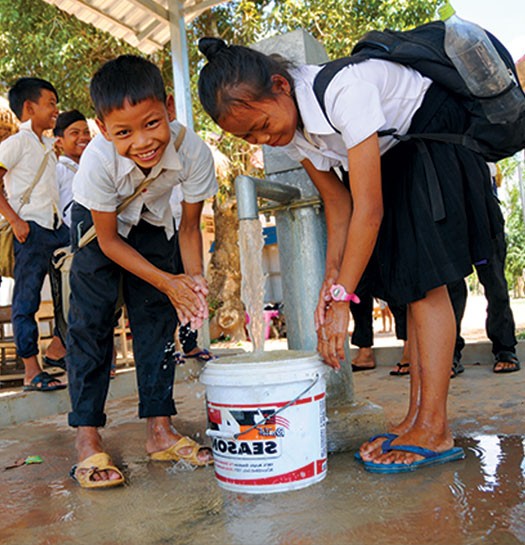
[313,21,525,162]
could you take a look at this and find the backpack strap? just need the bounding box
[313,55,398,138]
[77,124,187,250]
[173,125,187,151]
[16,149,52,214]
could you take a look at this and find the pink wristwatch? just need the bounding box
[329,284,360,304]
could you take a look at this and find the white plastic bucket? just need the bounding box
[200,350,327,494]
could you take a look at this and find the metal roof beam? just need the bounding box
[136,20,163,44]
[59,0,164,50]
[127,0,169,24]
[183,0,227,20]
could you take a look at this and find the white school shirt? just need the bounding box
[283,60,432,171]
[56,155,78,227]
[0,119,59,229]
[73,120,218,239]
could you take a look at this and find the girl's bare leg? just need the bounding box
[370,285,455,466]
[360,307,421,461]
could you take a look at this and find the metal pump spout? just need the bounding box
[234,175,301,220]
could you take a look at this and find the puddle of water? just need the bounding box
[1,434,524,545]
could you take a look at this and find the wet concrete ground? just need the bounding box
[1,359,524,545]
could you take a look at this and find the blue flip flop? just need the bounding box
[363,438,465,473]
[354,433,398,463]
[182,349,217,363]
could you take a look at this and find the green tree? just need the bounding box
[0,0,139,114]
[501,158,525,296]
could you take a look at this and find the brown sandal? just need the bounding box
[149,436,213,466]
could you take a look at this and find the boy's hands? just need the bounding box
[190,274,209,297]
[11,217,30,243]
[164,274,209,330]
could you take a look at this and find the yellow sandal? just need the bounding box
[149,436,213,466]
[70,452,125,489]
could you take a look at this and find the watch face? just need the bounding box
[331,285,344,300]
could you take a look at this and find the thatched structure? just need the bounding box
[0,97,19,143]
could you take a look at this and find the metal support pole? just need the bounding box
[167,0,193,130]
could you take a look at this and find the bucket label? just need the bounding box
[206,392,326,492]
[208,407,285,458]
[212,438,280,458]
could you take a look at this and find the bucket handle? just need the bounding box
[206,373,321,440]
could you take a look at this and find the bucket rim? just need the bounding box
[200,351,327,386]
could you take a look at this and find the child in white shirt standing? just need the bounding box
[0,78,69,392]
[54,110,91,227]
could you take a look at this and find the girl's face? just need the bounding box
[217,75,298,147]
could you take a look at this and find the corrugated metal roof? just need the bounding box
[42,0,227,54]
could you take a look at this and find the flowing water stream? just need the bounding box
[238,218,266,352]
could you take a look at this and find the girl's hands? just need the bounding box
[314,268,338,330]
[163,274,208,330]
[317,301,350,370]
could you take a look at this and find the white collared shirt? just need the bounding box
[283,60,432,171]
[0,119,59,229]
[73,120,218,239]
[56,155,78,227]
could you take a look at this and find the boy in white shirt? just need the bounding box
[54,110,91,227]
[0,78,69,392]
[43,110,92,370]
[67,55,217,488]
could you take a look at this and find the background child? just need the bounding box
[43,109,92,370]
[197,37,501,473]
[67,55,218,488]
[54,110,91,227]
[0,77,69,392]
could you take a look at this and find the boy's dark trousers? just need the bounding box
[12,221,69,357]
[448,230,517,360]
[67,204,179,428]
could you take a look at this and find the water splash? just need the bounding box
[238,218,266,353]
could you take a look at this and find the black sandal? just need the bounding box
[390,362,410,376]
[450,357,465,379]
[23,371,67,392]
[493,351,521,374]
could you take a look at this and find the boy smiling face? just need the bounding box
[26,88,59,133]
[57,120,91,163]
[96,95,175,174]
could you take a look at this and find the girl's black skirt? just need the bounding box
[372,83,503,306]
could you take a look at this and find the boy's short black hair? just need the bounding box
[8,77,59,121]
[90,55,167,120]
[53,110,87,137]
